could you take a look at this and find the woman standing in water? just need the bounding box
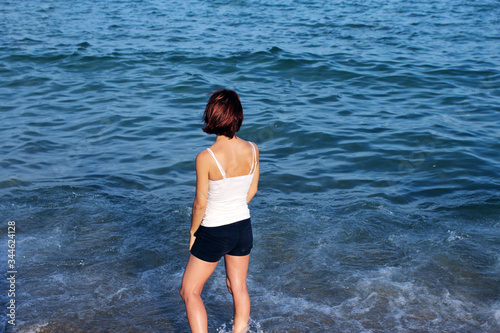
[180,89,259,333]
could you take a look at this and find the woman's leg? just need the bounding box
[180,255,219,333]
[224,254,250,333]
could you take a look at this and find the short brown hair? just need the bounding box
[202,89,243,138]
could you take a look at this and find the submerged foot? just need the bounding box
[233,325,249,333]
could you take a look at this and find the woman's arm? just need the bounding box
[189,151,210,249]
[247,143,259,204]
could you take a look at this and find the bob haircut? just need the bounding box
[202,89,243,138]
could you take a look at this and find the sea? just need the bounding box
[1,0,499,332]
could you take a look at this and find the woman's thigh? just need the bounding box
[181,255,219,294]
[224,254,250,291]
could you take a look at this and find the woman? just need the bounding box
[180,89,259,333]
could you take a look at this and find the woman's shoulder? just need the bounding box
[238,139,259,163]
[239,138,258,150]
[245,140,259,155]
[196,148,212,163]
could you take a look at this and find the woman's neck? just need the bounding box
[215,135,238,143]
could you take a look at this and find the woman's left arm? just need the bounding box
[247,144,260,204]
[189,151,209,250]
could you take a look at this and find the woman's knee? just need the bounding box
[227,280,248,296]
[179,286,187,301]
[179,286,196,303]
[226,277,233,294]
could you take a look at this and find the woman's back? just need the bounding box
[202,137,256,227]
[207,137,255,181]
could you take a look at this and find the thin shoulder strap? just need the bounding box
[248,142,257,175]
[206,148,226,179]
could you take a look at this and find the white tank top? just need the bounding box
[201,142,257,227]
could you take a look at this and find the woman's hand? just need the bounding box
[189,233,196,250]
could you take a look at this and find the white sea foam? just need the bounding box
[493,304,500,325]
[16,322,50,333]
[446,229,466,242]
[241,264,493,332]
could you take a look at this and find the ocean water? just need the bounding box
[1,0,500,332]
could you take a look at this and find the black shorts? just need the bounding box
[190,218,253,263]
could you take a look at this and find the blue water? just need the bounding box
[1,0,500,332]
